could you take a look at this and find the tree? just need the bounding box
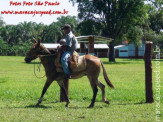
[0,39,9,55]
[77,20,102,35]
[0,16,5,28]
[146,0,163,11]
[145,1,163,33]
[0,16,80,55]
[144,29,163,46]
[0,25,17,44]
[40,22,62,43]
[141,1,163,47]
[40,16,78,43]
[70,0,146,62]
[56,16,78,36]
[149,11,163,33]
[123,26,143,45]
[17,21,37,42]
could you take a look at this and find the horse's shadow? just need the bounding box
[0,81,7,83]
[114,102,146,106]
[25,101,146,109]
[25,104,52,109]
[0,101,146,110]
[68,105,106,109]
[0,105,53,109]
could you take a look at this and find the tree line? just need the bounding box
[0,0,162,59]
[0,16,78,56]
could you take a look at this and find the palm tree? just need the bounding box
[0,16,5,28]
[17,21,37,42]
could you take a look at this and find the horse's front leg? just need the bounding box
[57,80,70,107]
[36,78,53,106]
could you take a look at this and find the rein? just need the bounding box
[33,45,57,78]
[33,59,46,79]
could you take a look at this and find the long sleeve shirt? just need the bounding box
[65,31,78,52]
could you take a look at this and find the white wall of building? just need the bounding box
[128,44,135,57]
[115,44,145,58]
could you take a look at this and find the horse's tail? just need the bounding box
[100,61,114,89]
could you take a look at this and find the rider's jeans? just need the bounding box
[61,51,71,76]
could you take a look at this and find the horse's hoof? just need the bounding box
[104,100,110,104]
[65,104,69,107]
[88,104,94,108]
[65,101,70,107]
[35,103,40,107]
[36,99,42,107]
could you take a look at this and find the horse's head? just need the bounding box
[24,38,51,63]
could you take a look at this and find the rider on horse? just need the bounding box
[60,24,78,79]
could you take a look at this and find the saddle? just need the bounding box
[54,51,79,72]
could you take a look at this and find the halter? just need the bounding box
[33,44,51,79]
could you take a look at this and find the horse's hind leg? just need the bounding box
[87,77,98,108]
[97,80,110,104]
[89,85,98,108]
[57,80,70,107]
[36,79,53,106]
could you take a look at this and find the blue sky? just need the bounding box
[0,0,78,25]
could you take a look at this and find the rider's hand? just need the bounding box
[57,45,61,49]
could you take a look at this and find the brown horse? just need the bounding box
[24,40,114,108]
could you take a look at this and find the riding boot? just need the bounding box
[65,74,71,79]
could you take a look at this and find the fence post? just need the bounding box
[88,36,94,54]
[144,41,154,103]
[80,42,85,54]
[60,79,69,102]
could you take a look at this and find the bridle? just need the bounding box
[33,44,51,79]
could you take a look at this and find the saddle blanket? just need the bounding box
[56,55,86,73]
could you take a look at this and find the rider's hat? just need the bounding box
[61,24,71,30]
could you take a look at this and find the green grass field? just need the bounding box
[0,56,162,121]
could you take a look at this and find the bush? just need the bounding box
[145,30,163,46]
[11,40,32,56]
[0,39,32,56]
[0,39,10,56]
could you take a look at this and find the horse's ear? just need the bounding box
[32,38,37,43]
